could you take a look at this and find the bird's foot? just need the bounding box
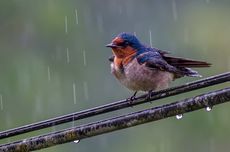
[126,91,137,104]
[145,90,154,103]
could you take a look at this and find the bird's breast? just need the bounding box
[111,58,174,91]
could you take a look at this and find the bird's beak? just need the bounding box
[105,43,119,48]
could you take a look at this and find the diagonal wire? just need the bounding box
[0,72,229,140]
[0,87,229,151]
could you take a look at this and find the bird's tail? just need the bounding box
[162,55,211,78]
[176,67,202,78]
[162,56,211,68]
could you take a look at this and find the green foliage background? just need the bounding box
[0,0,229,151]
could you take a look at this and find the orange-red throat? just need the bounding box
[112,46,136,68]
[112,46,136,58]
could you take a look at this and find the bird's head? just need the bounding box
[106,32,143,58]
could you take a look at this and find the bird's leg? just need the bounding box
[126,91,137,103]
[145,90,154,102]
[131,91,137,101]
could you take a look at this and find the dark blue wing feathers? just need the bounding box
[136,47,202,78]
[136,50,179,73]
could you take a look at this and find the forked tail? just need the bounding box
[162,55,211,78]
[162,55,211,68]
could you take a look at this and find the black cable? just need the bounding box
[1,87,229,151]
[0,72,229,140]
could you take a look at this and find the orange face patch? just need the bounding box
[112,46,136,58]
[113,46,136,68]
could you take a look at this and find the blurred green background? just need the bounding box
[0,0,230,151]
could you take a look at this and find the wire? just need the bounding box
[0,72,229,140]
[1,87,229,151]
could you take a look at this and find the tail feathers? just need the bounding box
[160,53,211,78]
[175,67,202,78]
[163,55,211,68]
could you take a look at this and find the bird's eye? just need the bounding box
[124,41,129,45]
[117,41,129,47]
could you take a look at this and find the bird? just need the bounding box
[106,32,211,101]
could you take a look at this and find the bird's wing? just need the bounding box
[136,49,205,78]
[136,51,179,74]
[156,49,170,55]
[151,48,211,68]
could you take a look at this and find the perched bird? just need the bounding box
[106,32,211,100]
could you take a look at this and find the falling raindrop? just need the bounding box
[149,30,152,47]
[209,138,214,152]
[47,66,51,81]
[65,16,68,34]
[228,56,230,69]
[7,139,11,144]
[73,140,80,144]
[176,114,183,120]
[75,9,79,25]
[118,6,122,14]
[0,94,3,110]
[206,106,212,112]
[172,0,178,21]
[72,115,75,127]
[96,14,103,33]
[73,83,77,104]
[83,81,89,100]
[66,48,70,63]
[183,28,189,44]
[133,32,136,36]
[83,50,87,66]
[52,123,56,132]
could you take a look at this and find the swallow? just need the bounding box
[106,32,211,101]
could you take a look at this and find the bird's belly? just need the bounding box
[111,59,174,91]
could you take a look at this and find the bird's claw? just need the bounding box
[145,90,154,103]
[129,96,136,101]
[126,91,137,104]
